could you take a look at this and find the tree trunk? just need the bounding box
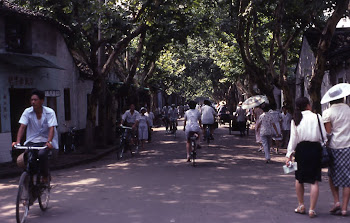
[309,0,350,113]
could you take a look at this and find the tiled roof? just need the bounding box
[0,0,47,19]
[305,27,350,61]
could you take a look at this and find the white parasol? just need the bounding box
[321,83,350,104]
[242,95,269,109]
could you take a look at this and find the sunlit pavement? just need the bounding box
[0,120,348,223]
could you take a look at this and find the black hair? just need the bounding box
[261,103,270,112]
[189,101,197,109]
[293,97,310,126]
[204,100,211,106]
[270,102,277,110]
[31,89,45,100]
[330,98,344,105]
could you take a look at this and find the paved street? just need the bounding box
[0,121,348,223]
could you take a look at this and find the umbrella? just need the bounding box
[242,95,269,109]
[321,83,350,104]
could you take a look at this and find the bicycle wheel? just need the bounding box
[38,177,50,211]
[192,150,196,167]
[206,127,210,144]
[191,142,196,167]
[16,172,30,223]
[118,140,126,159]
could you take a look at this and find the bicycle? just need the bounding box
[14,145,51,223]
[63,124,77,153]
[188,131,199,167]
[203,124,211,144]
[117,125,138,159]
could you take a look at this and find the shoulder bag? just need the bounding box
[316,114,330,168]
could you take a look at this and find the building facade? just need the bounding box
[0,1,93,162]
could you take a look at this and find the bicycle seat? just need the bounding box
[188,131,199,139]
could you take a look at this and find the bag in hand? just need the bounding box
[317,115,330,168]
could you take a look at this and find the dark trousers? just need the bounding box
[26,142,50,177]
[238,121,246,136]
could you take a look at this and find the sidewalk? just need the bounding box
[0,145,117,179]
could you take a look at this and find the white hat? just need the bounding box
[140,107,147,112]
[321,83,350,104]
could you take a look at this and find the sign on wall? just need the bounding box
[45,90,61,97]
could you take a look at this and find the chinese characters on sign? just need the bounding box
[8,76,34,86]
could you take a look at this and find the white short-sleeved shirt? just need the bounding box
[281,112,292,131]
[184,109,201,132]
[236,106,246,122]
[19,106,59,149]
[122,110,140,124]
[286,110,327,158]
[258,112,274,136]
[138,115,149,127]
[322,103,350,149]
[269,110,281,134]
[145,112,155,127]
[168,108,179,121]
[201,105,217,124]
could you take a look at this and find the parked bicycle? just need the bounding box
[14,145,51,223]
[117,125,138,159]
[63,124,77,153]
[188,131,199,167]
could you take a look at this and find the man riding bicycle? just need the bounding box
[201,100,217,140]
[168,104,178,134]
[121,104,140,144]
[12,89,58,184]
[183,101,202,162]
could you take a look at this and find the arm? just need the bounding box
[286,120,297,161]
[46,126,55,149]
[13,124,27,146]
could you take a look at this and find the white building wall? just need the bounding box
[0,18,93,162]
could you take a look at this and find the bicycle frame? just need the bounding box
[14,145,50,223]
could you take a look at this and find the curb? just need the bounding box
[0,146,117,179]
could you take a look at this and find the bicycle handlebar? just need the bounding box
[120,125,133,130]
[14,145,48,150]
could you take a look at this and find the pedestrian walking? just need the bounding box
[145,109,155,142]
[138,107,149,150]
[281,106,292,149]
[253,106,264,152]
[322,87,350,216]
[269,104,282,154]
[285,97,327,218]
[162,103,170,133]
[235,101,247,137]
[256,104,278,163]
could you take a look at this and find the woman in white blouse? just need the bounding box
[285,97,327,218]
[322,97,350,216]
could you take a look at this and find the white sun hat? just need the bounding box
[321,83,350,104]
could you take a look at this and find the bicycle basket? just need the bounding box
[16,152,27,169]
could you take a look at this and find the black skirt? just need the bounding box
[294,141,322,184]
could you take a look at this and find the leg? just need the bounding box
[342,187,350,214]
[329,177,341,210]
[38,149,49,178]
[186,141,191,161]
[261,135,270,161]
[309,181,319,212]
[295,180,305,207]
